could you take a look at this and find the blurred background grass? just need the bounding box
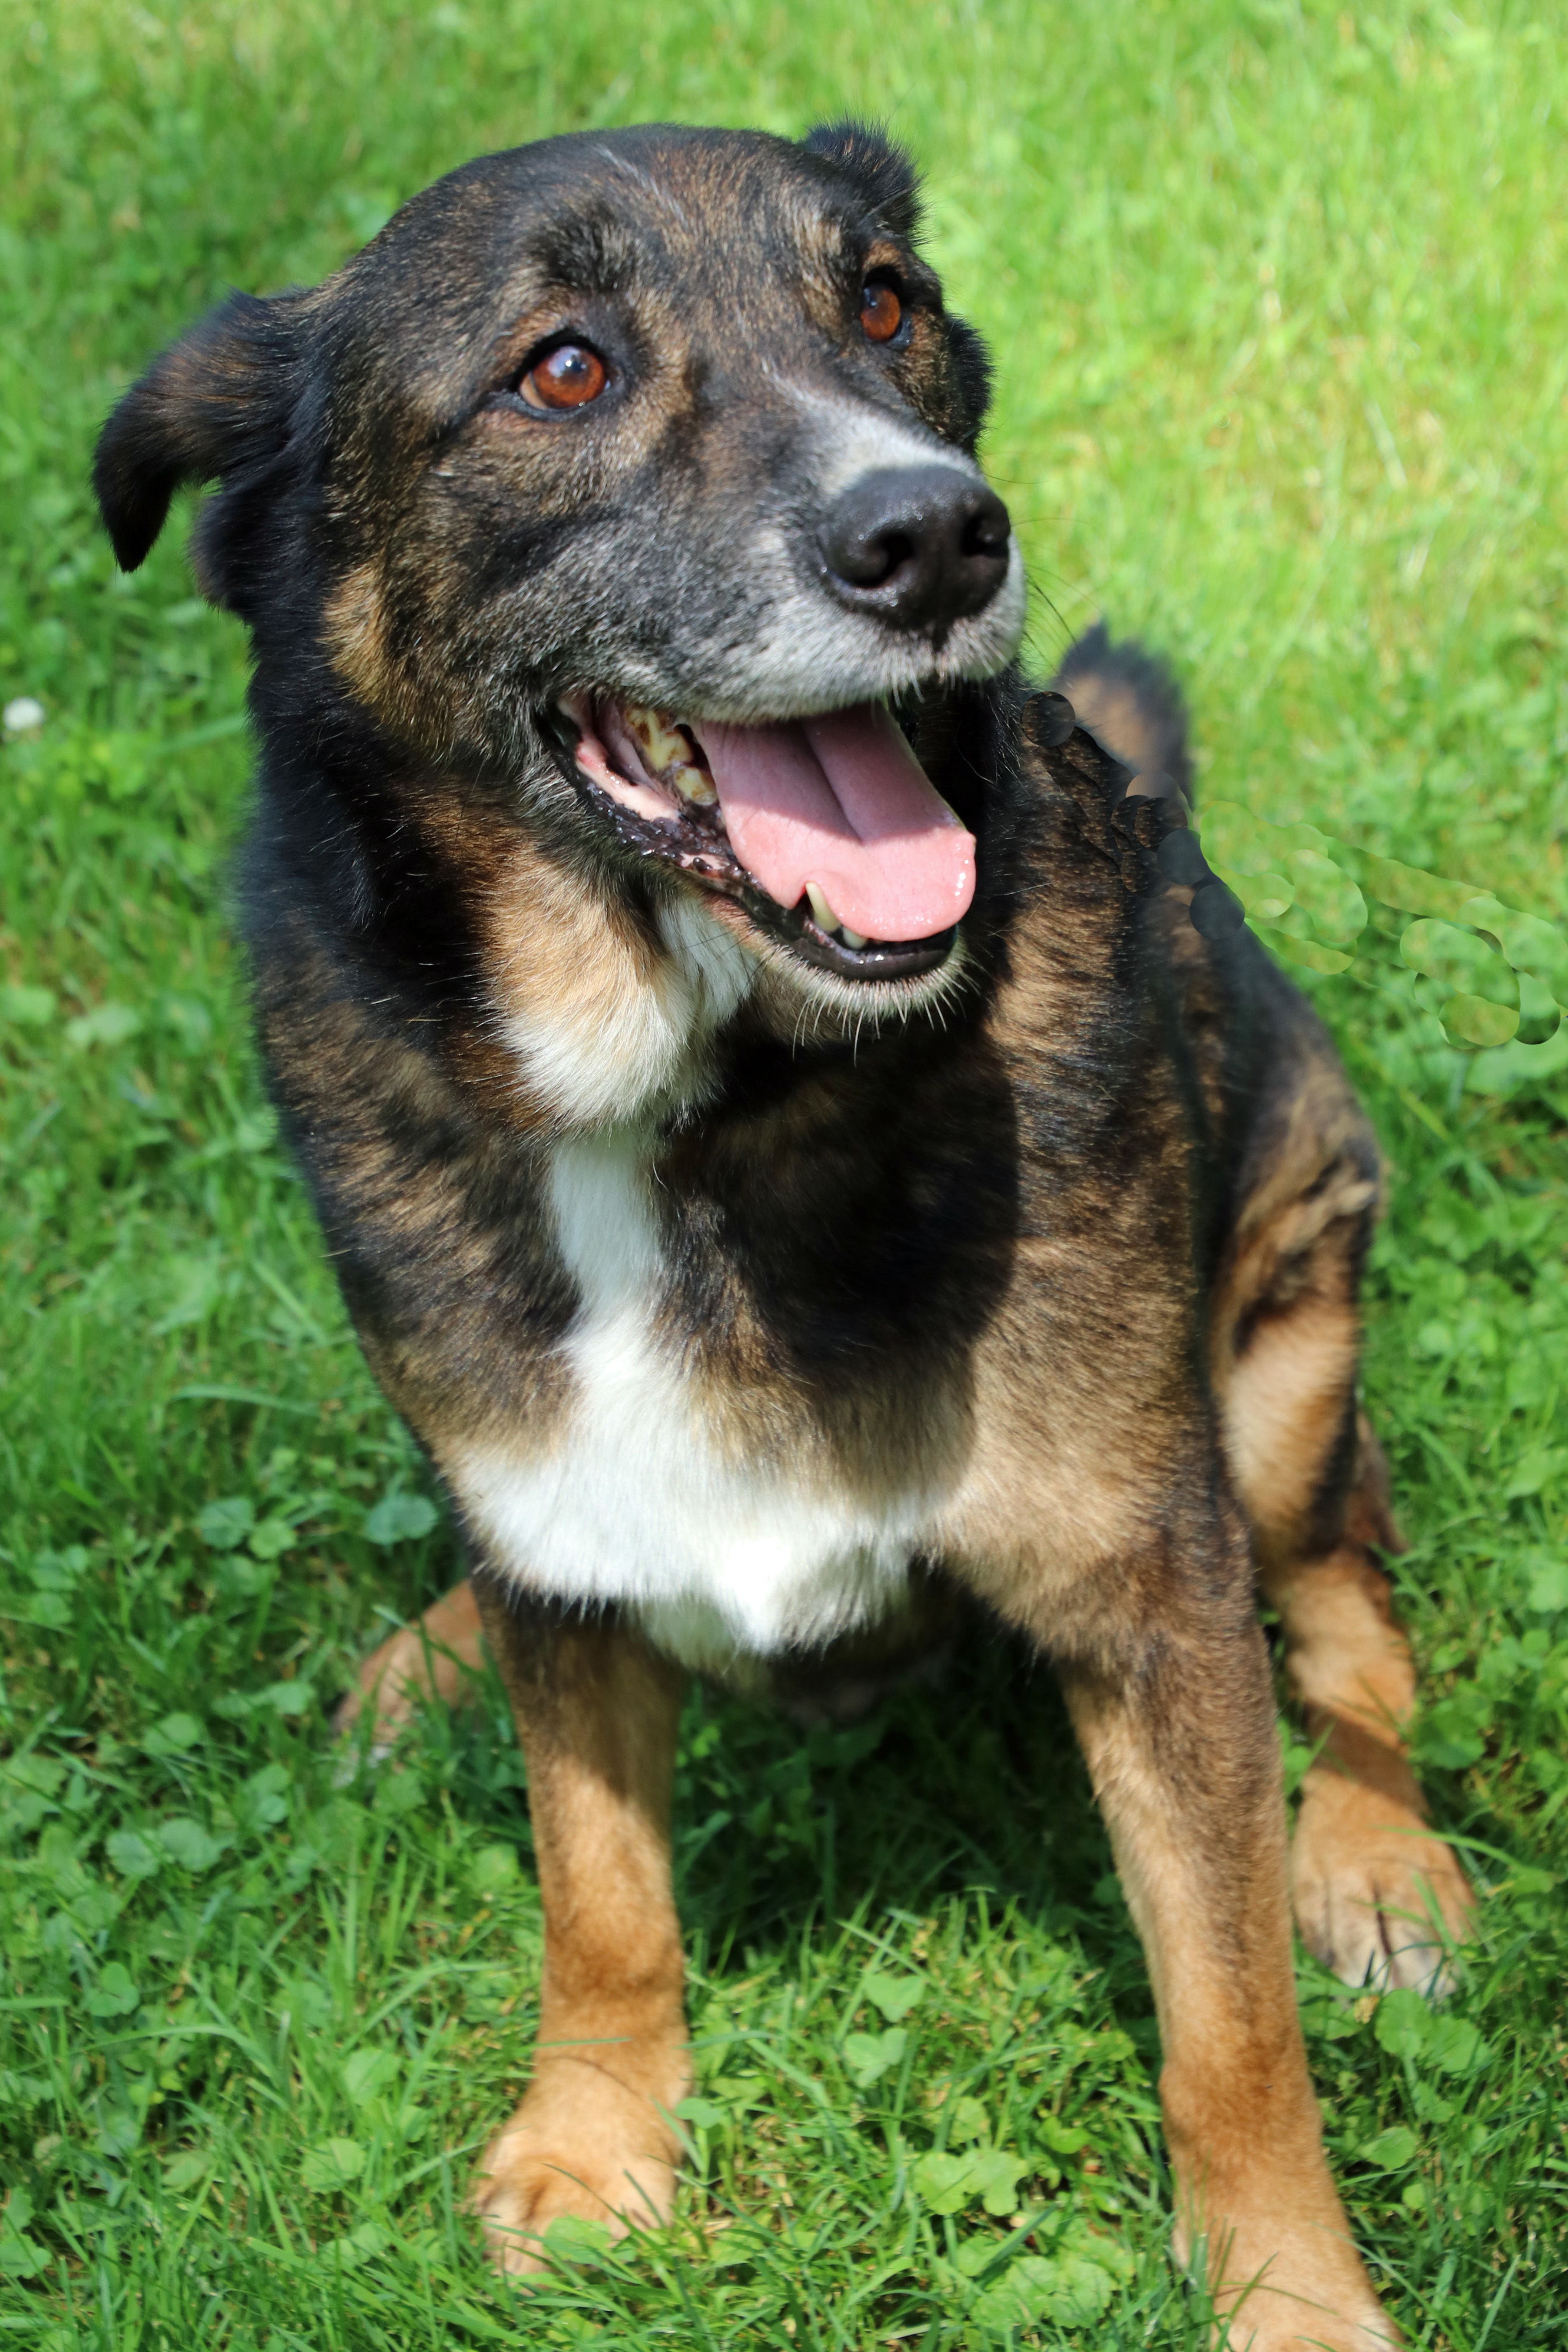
[2,4,1565,2346]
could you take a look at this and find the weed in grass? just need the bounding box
[2,3,1566,2345]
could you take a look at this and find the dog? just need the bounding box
[95,119,1474,2347]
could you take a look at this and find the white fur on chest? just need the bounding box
[448,1130,940,1670]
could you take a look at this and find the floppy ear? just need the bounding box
[94,291,305,574]
[802,118,924,240]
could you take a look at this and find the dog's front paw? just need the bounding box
[1179,2222,1401,2351]
[1291,1769,1474,1996]
[473,2057,683,2275]
[1216,2281,1401,2352]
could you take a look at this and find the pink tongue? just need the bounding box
[697,703,976,942]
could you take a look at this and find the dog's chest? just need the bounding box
[446,1133,941,1670]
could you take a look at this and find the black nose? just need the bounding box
[818,465,1011,633]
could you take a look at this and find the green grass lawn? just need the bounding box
[3,2,1566,2343]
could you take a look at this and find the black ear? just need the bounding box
[94,291,304,573]
[802,118,924,240]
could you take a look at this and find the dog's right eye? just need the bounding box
[518,343,608,412]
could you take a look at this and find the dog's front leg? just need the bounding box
[1062,1597,1395,2351]
[469,1580,690,2274]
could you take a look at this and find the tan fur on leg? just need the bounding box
[1214,1111,1476,1997]
[469,1586,689,2274]
[1263,1525,1474,1994]
[1065,1623,1396,2352]
[332,1577,485,1754]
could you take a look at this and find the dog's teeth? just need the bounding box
[625,703,692,773]
[624,703,716,805]
[806,883,841,935]
[840,925,869,950]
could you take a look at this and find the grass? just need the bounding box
[2,1,1566,2343]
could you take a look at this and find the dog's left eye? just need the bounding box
[860,280,904,344]
[518,343,608,411]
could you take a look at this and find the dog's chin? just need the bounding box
[745,915,973,1042]
[545,693,972,1007]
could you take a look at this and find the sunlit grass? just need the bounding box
[2,4,1565,2344]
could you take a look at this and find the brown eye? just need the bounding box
[520,343,607,411]
[860,280,903,343]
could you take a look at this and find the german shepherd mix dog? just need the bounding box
[97,121,1473,2348]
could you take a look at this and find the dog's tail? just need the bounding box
[1050,620,1193,800]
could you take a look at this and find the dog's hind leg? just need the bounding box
[1256,1420,1474,1994]
[332,1577,487,1756]
[468,1581,689,2273]
[1216,1139,1474,1993]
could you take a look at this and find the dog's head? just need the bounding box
[97,123,1027,1083]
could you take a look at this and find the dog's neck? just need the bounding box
[490,883,759,1131]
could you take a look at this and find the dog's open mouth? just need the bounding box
[557,694,976,981]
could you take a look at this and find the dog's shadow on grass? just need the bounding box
[435,1616,1155,2016]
